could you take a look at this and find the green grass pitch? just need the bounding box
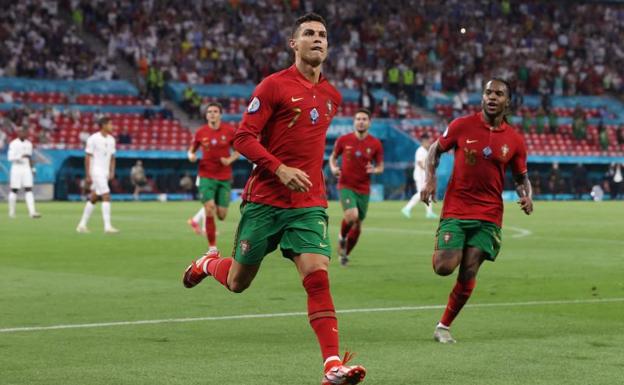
[1,200,623,385]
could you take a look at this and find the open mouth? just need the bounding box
[311,47,323,52]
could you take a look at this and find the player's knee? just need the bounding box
[345,211,358,224]
[216,208,227,221]
[204,202,216,216]
[227,279,250,293]
[433,262,455,276]
[432,252,460,276]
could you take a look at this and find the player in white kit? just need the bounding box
[76,117,119,233]
[7,127,41,218]
[401,133,437,219]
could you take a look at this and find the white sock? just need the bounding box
[8,192,17,217]
[192,207,205,224]
[436,322,450,329]
[25,191,36,215]
[426,202,434,215]
[404,193,420,211]
[102,201,112,229]
[79,201,95,227]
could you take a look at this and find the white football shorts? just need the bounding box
[10,165,34,189]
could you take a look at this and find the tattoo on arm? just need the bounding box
[514,172,532,198]
[425,140,443,181]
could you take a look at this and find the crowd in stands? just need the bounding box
[0,1,117,80]
[71,0,623,100]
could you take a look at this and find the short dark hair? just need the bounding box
[292,13,327,37]
[205,102,223,114]
[97,116,110,126]
[419,133,430,140]
[355,108,372,118]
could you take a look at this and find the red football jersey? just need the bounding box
[333,132,383,194]
[191,123,236,180]
[438,112,527,227]
[234,65,342,208]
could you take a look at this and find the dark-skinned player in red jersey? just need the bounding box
[420,78,533,344]
[329,108,383,266]
[182,13,366,385]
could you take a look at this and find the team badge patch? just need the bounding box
[355,150,362,157]
[240,240,251,255]
[443,232,452,244]
[247,97,260,113]
[483,146,493,159]
[211,138,217,145]
[310,108,319,124]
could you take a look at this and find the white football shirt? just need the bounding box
[85,132,116,177]
[413,145,428,182]
[8,138,33,167]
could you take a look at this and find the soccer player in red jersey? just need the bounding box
[421,79,533,344]
[182,13,366,385]
[329,109,384,266]
[187,102,239,252]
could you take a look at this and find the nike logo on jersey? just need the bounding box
[320,242,328,248]
[466,139,478,144]
[291,96,304,102]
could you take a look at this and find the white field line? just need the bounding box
[1,297,622,334]
[367,226,533,238]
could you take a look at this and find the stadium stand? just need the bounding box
[1,1,623,201]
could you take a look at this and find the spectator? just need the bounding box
[548,162,563,197]
[38,108,56,131]
[378,96,390,118]
[130,160,148,200]
[179,172,193,194]
[572,163,588,199]
[358,84,375,113]
[118,127,132,145]
[608,163,623,199]
[397,92,409,119]
[0,127,7,151]
[598,122,609,150]
[572,105,587,140]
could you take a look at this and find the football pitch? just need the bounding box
[1,200,623,385]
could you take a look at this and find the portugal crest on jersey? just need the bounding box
[240,240,251,255]
[501,144,509,159]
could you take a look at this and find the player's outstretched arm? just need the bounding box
[514,172,533,215]
[421,139,444,205]
[328,151,340,177]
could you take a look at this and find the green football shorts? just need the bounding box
[198,177,231,207]
[435,218,502,261]
[339,188,369,221]
[231,202,331,265]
